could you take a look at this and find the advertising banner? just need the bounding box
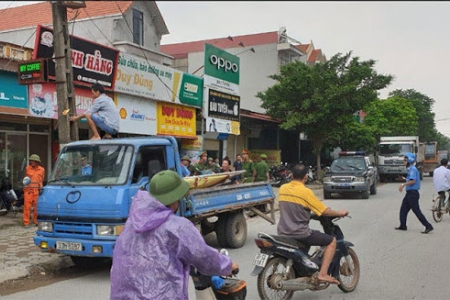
[33,25,119,89]
[116,94,157,135]
[0,70,28,109]
[156,102,196,138]
[28,83,113,119]
[115,52,203,107]
[203,44,240,135]
[249,149,282,166]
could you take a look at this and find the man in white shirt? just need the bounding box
[433,158,450,207]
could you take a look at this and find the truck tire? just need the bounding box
[324,190,331,199]
[215,215,229,248]
[224,212,247,249]
[370,179,377,195]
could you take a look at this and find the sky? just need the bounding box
[2,1,450,136]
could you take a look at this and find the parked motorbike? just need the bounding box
[251,215,360,300]
[191,249,247,300]
[269,163,293,187]
[0,176,22,216]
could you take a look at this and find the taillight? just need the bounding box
[255,238,274,249]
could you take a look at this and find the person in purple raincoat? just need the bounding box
[110,170,239,300]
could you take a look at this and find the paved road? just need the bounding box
[2,178,450,299]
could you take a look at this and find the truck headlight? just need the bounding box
[323,177,332,183]
[38,222,53,232]
[354,177,365,182]
[97,225,124,236]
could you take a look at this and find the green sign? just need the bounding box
[204,44,240,85]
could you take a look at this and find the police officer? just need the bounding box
[241,150,255,183]
[254,154,270,182]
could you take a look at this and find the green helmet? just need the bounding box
[29,154,41,163]
[150,170,189,206]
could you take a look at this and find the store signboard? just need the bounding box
[115,52,203,107]
[156,102,196,138]
[116,94,157,135]
[0,70,28,109]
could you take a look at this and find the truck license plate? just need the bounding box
[253,253,269,267]
[338,183,350,187]
[56,241,82,251]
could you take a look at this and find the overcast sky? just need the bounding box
[3,1,450,137]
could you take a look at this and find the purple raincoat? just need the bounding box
[110,190,232,299]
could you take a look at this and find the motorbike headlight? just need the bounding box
[38,222,53,232]
[354,177,365,182]
[96,225,124,236]
[323,177,332,183]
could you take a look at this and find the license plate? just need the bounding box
[338,183,350,187]
[253,253,269,267]
[56,241,82,251]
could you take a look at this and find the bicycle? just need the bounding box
[432,191,450,223]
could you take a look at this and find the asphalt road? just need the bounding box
[2,176,449,300]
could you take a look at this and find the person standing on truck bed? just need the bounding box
[241,149,255,183]
[69,83,120,140]
[23,154,45,227]
[110,170,239,299]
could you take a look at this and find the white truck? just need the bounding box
[377,136,424,182]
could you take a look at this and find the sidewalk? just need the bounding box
[0,212,66,284]
[0,182,323,285]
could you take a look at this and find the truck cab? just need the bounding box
[323,151,377,199]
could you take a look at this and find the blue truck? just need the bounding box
[33,136,275,267]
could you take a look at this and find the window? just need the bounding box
[132,9,144,45]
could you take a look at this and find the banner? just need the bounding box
[0,70,28,109]
[115,52,203,107]
[156,102,196,138]
[33,25,119,89]
[116,94,157,135]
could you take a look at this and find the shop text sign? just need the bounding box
[33,25,119,89]
[116,94,156,135]
[115,52,203,107]
[156,102,196,137]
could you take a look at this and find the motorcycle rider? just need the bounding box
[432,158,450,207]
[277,164,348,285]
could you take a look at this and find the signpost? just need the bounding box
[17,59,47,85]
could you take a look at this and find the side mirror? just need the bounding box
[23,176,31,186]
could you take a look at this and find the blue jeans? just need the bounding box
[91,113,117,135]
[399,190,432,229]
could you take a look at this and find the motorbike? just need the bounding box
[269,163,293,187]
[0,176,22,216]
[251,215,360,300]
[191,249,247,300]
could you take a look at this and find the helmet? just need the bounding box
[150,170,189,206]
[29,154,41,163]
[404,152,416,164]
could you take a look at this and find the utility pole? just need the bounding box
[52,1,80,147]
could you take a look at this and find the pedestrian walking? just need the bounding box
[23,154,45,227]
[395,152,433,234]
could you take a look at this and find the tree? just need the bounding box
[388,89,435,141]
[257,52,393,180]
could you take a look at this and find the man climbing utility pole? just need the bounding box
[51,1,85,146]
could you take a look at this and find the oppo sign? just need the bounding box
[209,55,239,73]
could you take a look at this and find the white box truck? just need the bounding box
[377,136,423,182]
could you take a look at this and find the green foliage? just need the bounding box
[363,96,418,138]
[257,51,393,170]
[388,89,435,141]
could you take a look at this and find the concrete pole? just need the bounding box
[52,2,78,148]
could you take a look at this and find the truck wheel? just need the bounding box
[70,256,111,269]
[361,189,369,199]
[225,212,247,248]
[370,179,377,195]
[215,215,229,248]
[324,191,331,199]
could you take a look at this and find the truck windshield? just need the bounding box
[48,144,134,186]
[330,157,365,172]
[379,144,412,156]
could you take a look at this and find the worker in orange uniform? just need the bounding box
[23,154,45,227]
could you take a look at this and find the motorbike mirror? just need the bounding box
[23,176,31,186]
[219,249,229,256]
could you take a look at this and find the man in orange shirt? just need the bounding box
[23,154,45,227]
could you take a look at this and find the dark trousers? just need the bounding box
[399,190,432,229]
